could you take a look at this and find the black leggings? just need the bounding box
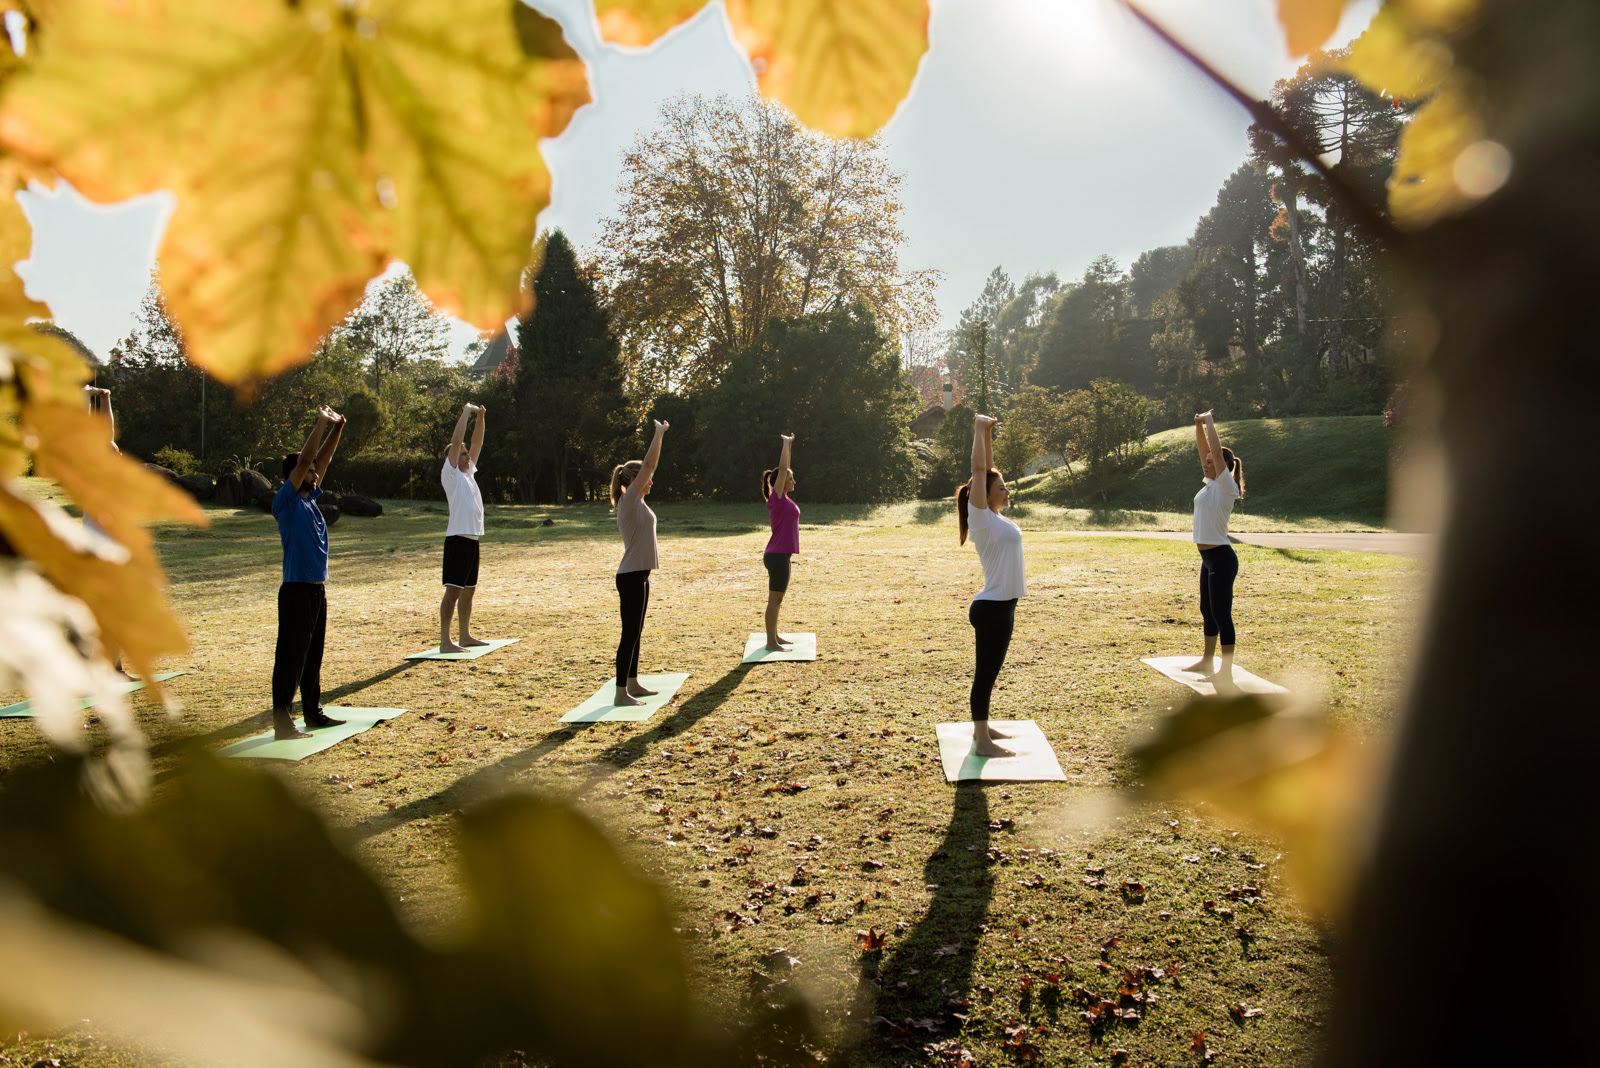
[615,569,651,686]
[968,598,1017,722]
[272,582,326,714]
[1198,544,1239,646]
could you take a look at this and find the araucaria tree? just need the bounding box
[598,92,938,402]
[509,230,632,503]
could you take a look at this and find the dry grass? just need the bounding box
[0,496,1423,1066]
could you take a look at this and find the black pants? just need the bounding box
[1199,544,1239,646]
[273,582,326,714]
[968,598,1017,722]
[763,552,792,593]
[615,570,651,686]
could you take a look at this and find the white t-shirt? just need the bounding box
[967,501,1026,601]
[441,458,484,539]
[1192,471,1239,545]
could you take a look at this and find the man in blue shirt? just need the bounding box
[271,405,345,740]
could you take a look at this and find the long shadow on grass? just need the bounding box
[341,663,754,843]
[859,783,993,1046]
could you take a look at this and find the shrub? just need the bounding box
[326,451,444,500]
[152,446,199,475]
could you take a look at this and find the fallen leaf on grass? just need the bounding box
[856,927,887,951]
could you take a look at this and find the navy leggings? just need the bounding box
[615,570,651,685]
[1198,544,1239,646]
[968,598,1017,722]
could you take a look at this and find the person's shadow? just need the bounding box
[864,782,994,1043]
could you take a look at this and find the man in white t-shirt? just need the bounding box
[438,402,487,653]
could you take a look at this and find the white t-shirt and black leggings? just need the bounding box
[966,502,1027,721]
[615,485,660,686]
[441,460,485,588]
[1193,470,1240,646]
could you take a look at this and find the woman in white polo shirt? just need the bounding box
[1183,409,1246,690]
[959,413,1026,757]
[439,403,487,654]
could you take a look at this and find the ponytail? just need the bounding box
[1221,447,1245,498]
[957,469,1002,546]
[610,460,644,506]
[761,468,777,502]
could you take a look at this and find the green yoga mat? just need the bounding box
[1141,656,1288,697]
[559,673,690,723]
[0,672,187,719]
[934,720,1068,782]
[216,706,408,761]
[404,637,521,661]
[742,632,817,663]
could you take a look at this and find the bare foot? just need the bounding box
[973,736,1015,758]
[985,724,1015,739]
[1204,672,1240,695]
[764,636,792,652]
[439,641,466,654]
[273,714,310,741]
[460,635,490,647]
[613,688,646,707]
[626,680,658,697]
[1180,658,1214,674]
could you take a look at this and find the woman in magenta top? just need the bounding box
[761,433,799,652]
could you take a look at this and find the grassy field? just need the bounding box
[1016,416,1393,531]
[0,492,1423,1066]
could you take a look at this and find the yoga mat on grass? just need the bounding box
[742,633,817,663]
[404,637,521,661]
[0,672,187,719]
[217,707,407,761]
[1141,656,1288,697]
[560,673,690,724]
[935,720,1068,782]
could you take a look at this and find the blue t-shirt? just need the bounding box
[272,480,328,583]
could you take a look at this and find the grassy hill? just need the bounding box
[1014,415,1391,528]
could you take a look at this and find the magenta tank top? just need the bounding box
[765,493,799,554]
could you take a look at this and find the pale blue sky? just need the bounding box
[13,0,1378,362]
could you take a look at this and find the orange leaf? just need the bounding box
[1276,0,1352,56]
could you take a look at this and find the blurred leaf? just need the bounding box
[453,793,692,1066]
[0,0,589,392]
[1387,83,1485,227]
[1343,5,1455,98]
[595,0,929,137]
[1129,694,1382,918]
[1276,0,1353,55]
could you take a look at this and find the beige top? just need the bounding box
[616,486,659,573]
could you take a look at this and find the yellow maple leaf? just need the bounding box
[1386,83,1486,228]
[1276,0,1353,56]
[0,175,88,409]
[595,0,929,139]
[0,0,589,394]
[1343,5,1454,100]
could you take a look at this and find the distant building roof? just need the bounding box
[469,331,516,378]
[910,403,948,438]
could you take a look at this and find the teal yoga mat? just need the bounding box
[559,673,690,723]
[216,706,408,761]
[404,637,521,661]
[0,672,187,719]
[742,632,816,663]
[1141,656,1288,697]
[934,720,1067,782]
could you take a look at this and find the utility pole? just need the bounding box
[200,373,206,461]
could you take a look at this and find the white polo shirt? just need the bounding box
[1192,471,1239,545]
[441,458,484,539]
[967,501,1027,601]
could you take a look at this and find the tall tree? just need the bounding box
[511,230,631,503]
[1030,256,1149,392]
[946,266,1014,395]
[339,269,453,399]
[1128,246,1195,319]
[598,93,939,401]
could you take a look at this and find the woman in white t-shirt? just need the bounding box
[958,413,1026,757]
[609,420,669,707]
[1183,410,1246,690]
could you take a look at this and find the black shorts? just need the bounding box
[442,535,480,588]
[763,552,792,593]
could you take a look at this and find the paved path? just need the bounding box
[1055,530,1430,557]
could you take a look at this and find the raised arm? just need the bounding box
[468,404,486,466]
[1194,412,1209,468]
[311,407,345,482]
[289,408,332,491]
[446,403,473,467]
[637,419,669,483]
[773,433,793,498]
[971,413,996,510]
[1202,411,1225,477]
[84,385,118,451]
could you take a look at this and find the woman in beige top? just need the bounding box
[609,420,669,706]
